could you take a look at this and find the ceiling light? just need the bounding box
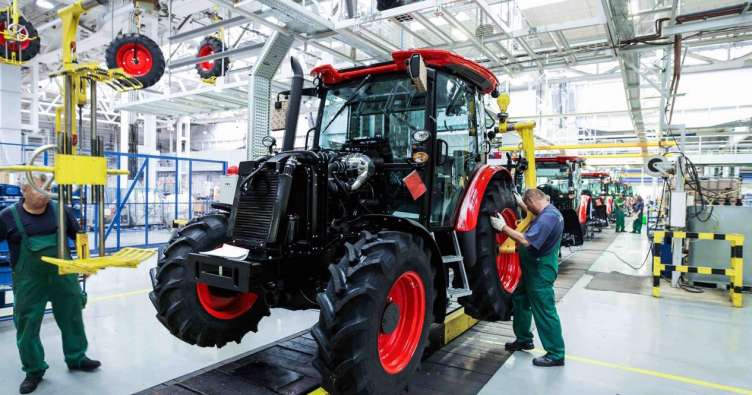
[36,0,55,10]
[518,0,567,10]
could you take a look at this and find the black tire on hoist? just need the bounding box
[459,175,520,321]
[0,11,40,62]
[313,230,436,395]
[149,213,270,347]
[195,36,230,79]
[106,33,165,89]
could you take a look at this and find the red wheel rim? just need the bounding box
[378,271,425,375]
[196,283,257,320]
[495,208,521,292]
[0,22,31,51]
[197,44,215,72]
[115,42,153,77]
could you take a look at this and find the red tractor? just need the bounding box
[579,171,610,231]
[149,49,525,394]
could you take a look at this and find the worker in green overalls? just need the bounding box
[0,176,100,394]
[491,188,565,367]
[614,194,626,232]
[631,195,645,234]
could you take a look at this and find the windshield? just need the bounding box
[536,166,571,193]
[582,178,604,195]
[318,76,425,160]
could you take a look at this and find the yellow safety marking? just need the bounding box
[307,388,328,395]
[727,234,744,244]
[697,267,712,275]
[698,233,714,240]
[653,231,665,240]
[530,348,752,395]
[673,231,686,239]
[87,288,151,304]
[443,307,478,344]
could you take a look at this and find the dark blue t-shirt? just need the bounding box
[524,204,564,257]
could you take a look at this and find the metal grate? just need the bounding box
[233,170,279,241]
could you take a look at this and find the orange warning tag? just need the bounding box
[403,170,427,200]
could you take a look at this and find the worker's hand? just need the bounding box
[490,213,506,232]
[514,193,524,208]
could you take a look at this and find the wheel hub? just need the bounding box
[377,271,425,375]
[196,283,257,320]
[115,42,153,77]
[380,301,401,334]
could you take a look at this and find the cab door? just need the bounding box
[429,72,482,228]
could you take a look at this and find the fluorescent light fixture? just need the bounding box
[36,0,55,10]
[518,0,567,10]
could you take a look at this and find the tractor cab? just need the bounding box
[311,49,498,230]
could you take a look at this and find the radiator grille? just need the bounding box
[233,170,278,241]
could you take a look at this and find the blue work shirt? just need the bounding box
[524,204,564,257]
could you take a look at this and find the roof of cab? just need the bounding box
[310,49,499,94]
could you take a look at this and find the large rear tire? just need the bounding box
[459,178,518,321]
[149,213,269,347]
[313,231,436,395]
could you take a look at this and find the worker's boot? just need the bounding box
[67,357,101,372]
[532,354,565,367]
[504,340,534,352]
[19,376,43,394]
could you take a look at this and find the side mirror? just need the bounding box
[407,53,427,93]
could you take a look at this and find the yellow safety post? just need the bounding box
[651,230,744,307]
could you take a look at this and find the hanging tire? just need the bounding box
[106,33,165,89]
[459,177,519,321]
[0,12,40,62]
[313,230,436,395]
[149,213,269,347]
[195,36,230,79]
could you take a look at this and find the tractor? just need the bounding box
[579,171,611,233]
[531,156,585,247]
[149,49,527,394]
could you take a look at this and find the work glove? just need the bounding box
[490,213,506,232]
[514,193,524,208]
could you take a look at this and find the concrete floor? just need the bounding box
[481,231,752,395]
[0,256,318,395]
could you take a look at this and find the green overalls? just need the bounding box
[614,197,625,232]
[512,242,565,360]
[11,204,88,378]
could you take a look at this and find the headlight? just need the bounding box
[412,130,430,143]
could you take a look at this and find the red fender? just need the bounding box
[578,195,591,225]
[455,165,511,232]
[606,196,614,215]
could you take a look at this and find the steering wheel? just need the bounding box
[25,144,58,199]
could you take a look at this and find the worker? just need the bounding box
[0,176,100,394]
[631,195,644,234]
[614,194,626,232]
[490,188,565,367]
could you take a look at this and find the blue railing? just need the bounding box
[0,142,228,253]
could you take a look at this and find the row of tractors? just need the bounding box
[488,153,634,246]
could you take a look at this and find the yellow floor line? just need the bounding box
[87,288,151,304]
[532,348,752,394]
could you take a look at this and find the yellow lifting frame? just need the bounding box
[651,230,744,307]
[494,93,537,254]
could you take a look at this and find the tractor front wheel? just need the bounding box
[196,36,230,79]
[106,33,165,89]
[149,213,269,347]
[313,231,436,395]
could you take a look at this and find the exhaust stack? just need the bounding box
[282,56,303,152]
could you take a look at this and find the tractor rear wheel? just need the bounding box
[149,213,269,347]
[459,177,519,321]
[313,231,436,395]
[106,33,165,89]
